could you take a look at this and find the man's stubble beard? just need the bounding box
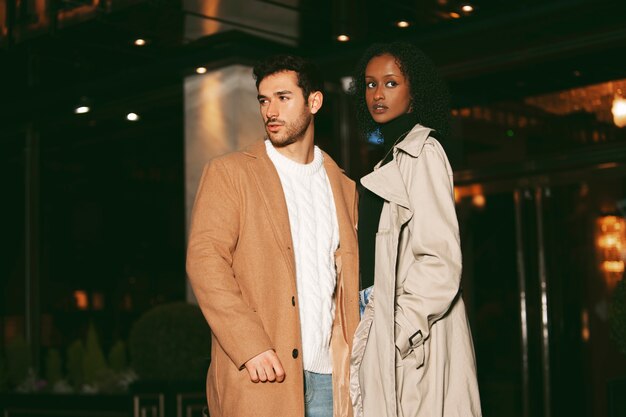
[266,109,312,148]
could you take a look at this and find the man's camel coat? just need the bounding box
[187,140,360,417]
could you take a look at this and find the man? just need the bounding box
[186,55,359,417]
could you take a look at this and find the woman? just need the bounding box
[350,42,482,417]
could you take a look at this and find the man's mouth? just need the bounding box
[266,122,284,133]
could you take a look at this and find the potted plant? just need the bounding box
[129,302,211,416]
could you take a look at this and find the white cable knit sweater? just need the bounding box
[265,140,339,374]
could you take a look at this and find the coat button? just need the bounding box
[291,296,295,306]
[292,349,298,359]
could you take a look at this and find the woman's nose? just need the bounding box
[374,86,384,100]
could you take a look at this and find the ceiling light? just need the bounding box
[134,39,146,46]
[196,66,207,74]
[337,34,350,42]
[126,112,140,122]
[449,12,461,18]
[74,106,90,114]
[461,4,474,12]
[396,21,410,28]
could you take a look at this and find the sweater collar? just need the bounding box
[264,140,324,176]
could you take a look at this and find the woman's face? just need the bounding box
[365,53,412,124]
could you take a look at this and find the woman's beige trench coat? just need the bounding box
[350,125,482,417]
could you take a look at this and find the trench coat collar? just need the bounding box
[360,124,432,209]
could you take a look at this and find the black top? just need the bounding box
[358,114,416,289]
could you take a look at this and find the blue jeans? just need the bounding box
[304,371,333,417]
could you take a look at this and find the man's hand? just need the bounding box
[243,349,286,383]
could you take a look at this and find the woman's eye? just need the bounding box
[385,81,398,87]
[366,82,376,89]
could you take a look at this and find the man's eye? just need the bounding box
[385,81,398,87]
[279,96,289,101]
[366,82,376,89]
[259,99,268,105]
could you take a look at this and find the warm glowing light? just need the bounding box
[596,215,626,290]
[134,39,146,46]
[603,260,625,273]
[450,12,461,18]
[74,291,89,310]
[74,106,90,114]
[337,34,350,42]
[454,187,461,203]
[396,21,410,28]
[454,184,484,204]
[612,94,626,128]
[598,234,620,249]
[196,66,207,74]
[581,310,590,342]
[126,112,140,121]
[472,194,486,208]
[461,4,474,12]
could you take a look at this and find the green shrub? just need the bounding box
[129,302,210,381]
[6,335,31,386]
[610,278,626,356]
[83,322,108,385]
[66,339,85,388]
[108,340,127,372]
[45,348,63,385]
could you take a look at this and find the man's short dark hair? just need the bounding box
[253,54,323,99]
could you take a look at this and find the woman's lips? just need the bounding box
[372,104,387,114]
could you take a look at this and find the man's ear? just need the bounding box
[308,91,323,115]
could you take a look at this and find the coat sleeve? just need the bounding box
[186,159,274,369]
[394,141,462,360]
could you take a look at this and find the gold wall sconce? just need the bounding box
[596,215,626,290]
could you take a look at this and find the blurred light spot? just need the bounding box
[74,291,89,310]
[127,112,140,122]
[472,194,486,209]
[581,309,590,342]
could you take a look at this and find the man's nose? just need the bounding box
[266,101,278,118]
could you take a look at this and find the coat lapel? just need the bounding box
[244,141,296,278]
[324,153,357,254]
[361,124,433,226]
[361,159,410,209]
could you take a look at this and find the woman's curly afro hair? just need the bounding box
[350,42,451,140]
